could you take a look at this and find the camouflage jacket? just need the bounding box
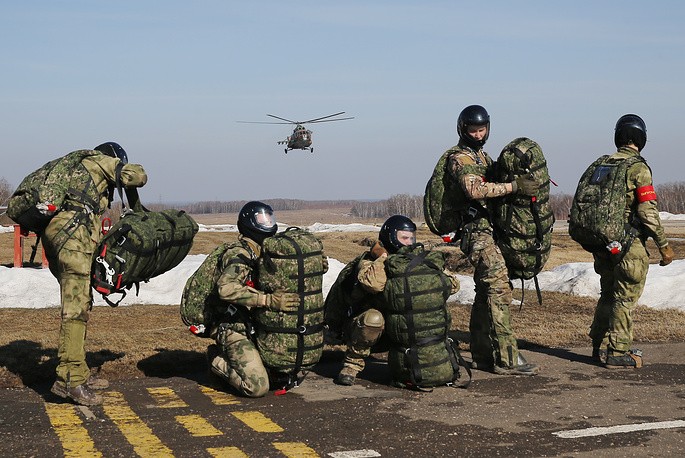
[614,147,668,248]
[216,236,264,310]
[43,152,147,252]
[447,142,514,231]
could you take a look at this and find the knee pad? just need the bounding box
[350,309,384,347]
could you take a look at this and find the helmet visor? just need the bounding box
[253,209,276,231]
[396,230,416,247]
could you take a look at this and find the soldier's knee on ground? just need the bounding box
[209,348,269,397]
[349,309,385,348]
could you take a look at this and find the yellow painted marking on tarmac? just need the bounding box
[102,391,174,457]
[272,442,320,457]
[45,403,102,458]
[146,386,188,408]
[200,385,241,405]
[231,411,284,432]
[207,446,250,457]
[175,414,223,437]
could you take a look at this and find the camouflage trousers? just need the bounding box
[590,239,649,355]
[342,308,385,373]
[44,220,95,388]
[211,323,269,398]
[462,229,519,368]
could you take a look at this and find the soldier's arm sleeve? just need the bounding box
[216,247,268,310]
[88,154,148,188]
[447,153,513,200]
[630,163,668,248]
[444,269,460,295]
[357,256,387,294]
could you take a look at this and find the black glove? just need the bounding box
[514,175,540,196]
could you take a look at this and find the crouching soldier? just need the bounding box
[206,201,301,397]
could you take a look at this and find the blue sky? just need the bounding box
[2,1,684,203]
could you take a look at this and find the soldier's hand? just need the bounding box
[514,175,540,196]
[266,292,300,312]
[659,245,674,266]
[370,242,388,260]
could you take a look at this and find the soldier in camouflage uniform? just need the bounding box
[325,215,460,386]
[447,105,540,376]
[46,143,147,406]
[207,201,300,397]
[590,114,674,368]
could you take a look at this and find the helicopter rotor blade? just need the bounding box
[236,120,294,125]
[300,112,349,124]
[266,114,299,124]
[306,116,355,124]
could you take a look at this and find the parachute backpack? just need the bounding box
[568,155,645,256]
[383,244,470,390]
[92,188,199,306]
[424,146,467,237]
[254,227,327,392]
[7,150,100,234]
[180,242,234,337]
[491,137,555,305]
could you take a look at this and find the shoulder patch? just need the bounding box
[452,153,477,168]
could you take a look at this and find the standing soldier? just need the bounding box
[447,105,540,376]
[46,143,148,405]
[206,201,301,397]
[584,115,674,368]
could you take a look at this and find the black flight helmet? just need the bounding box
[614,114,647,152]
[457,105,490,149]
[95,142,129,164]
[379,215,417,254]
[237,201,278,245]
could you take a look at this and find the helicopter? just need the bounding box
[237,112,354,153]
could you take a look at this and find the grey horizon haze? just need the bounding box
[1,1,684,203]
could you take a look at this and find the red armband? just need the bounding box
[636,185,657,203]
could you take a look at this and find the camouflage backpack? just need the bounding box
[490,138,555,294]
[254,227,327,387]
[568,155,645,253]
[7,150,100,233]
[424,146,468,236]
[383,244,470,389]
[180,242,234,337]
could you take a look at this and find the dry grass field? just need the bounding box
[1,208,685,388]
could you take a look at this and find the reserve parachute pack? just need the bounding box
[383,244,470,389]
[490,138,555,302]
[180,242,233,337]
[254,227,326,388]
[7,150,100,233]
[92,189,199,306]
[568,155,645,254]
[424,146,467,237]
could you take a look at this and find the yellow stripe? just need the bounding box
[103,391,174,457]
[231,411,284,432]
[207,446,250,458]
[175,414,223,437]
[146,386,188,408]
[200,385,241,405]
[45,403,102,457]
[272,442,320,457]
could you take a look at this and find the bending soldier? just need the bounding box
[447,105,540,376]
[206,201,300,397]
[46,143,147,405]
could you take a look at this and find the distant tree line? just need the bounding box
[350,194,424,219]
[181,199,359,214]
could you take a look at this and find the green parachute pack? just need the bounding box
[254,227,327,386]
[180,242,233,337]
[490,138,555,299]
[7,150,100,233]
[424,146,467,236]
[92,189,199,306]
[383,244,470,389]
[568,155,645,254]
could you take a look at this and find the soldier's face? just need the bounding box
[396,230,416,247]
[467,125,488,141]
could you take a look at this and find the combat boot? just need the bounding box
[51,374,110,397]
[335,366,359,386]
[493,354,540,376]
[605,350,643,369]
[592,348,607,364]
[51,381,104,406]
